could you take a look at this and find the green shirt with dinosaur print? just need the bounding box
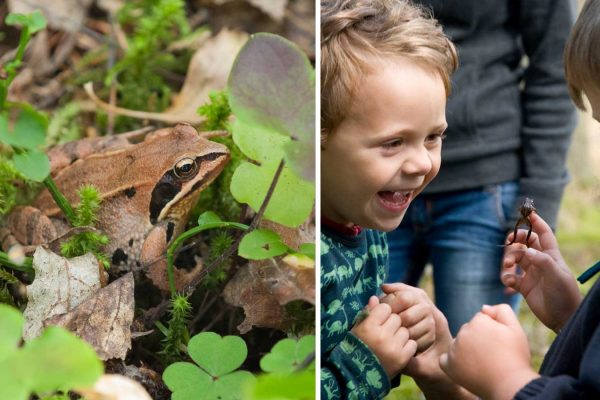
[321,225,390,399]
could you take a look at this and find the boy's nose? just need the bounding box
[402,146,433,175]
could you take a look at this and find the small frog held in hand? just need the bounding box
[505,197,536,247]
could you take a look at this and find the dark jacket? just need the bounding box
[417,0,577,229]
[515,276,600,398]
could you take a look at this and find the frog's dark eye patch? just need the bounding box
[149,177,181,224]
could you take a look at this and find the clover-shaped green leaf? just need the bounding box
[0,304,22,360]
[0,304,103,400]
[5,11,47,33]
[260,335,315,374]
[163,332,255,400]
[238,229,288,260]
[247,370,315,400]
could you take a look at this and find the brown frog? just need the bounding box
[1,123,229,290]
[505,197,536,248]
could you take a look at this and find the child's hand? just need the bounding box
[502,212,582,332]
[351,296,418,379]
[440,304,539,400]
[381,286,476,399]
[380,283,436,353]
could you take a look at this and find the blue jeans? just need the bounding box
[387,182,521,335]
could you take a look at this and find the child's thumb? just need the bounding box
[481,304,519,327]
[367,295,380,310]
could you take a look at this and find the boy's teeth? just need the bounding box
[379,191,409,204]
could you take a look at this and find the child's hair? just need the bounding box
[564,0,600,110]
[321,0,458,136]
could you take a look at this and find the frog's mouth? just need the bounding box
[149,152,229,224]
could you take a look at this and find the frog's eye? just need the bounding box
[173,157,198,179]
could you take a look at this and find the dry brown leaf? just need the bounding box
[8,0,92,32]
[23,247,103,340]
[77,374,152,400]
[260,218,314,250]
[268,253,315,305]
[248,0,287,21]
[282,0,315,59]
[165,28,249,123]
[46,272,135,360]
[212,0,286,21]
[223,260,291,333]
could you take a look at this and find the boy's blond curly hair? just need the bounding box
[564,0,600,110]
[321,0,458,138]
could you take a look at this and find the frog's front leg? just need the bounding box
[140,223,201,292]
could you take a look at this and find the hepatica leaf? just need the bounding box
[13,149,50,182]
[0,107,47,150]
[0,304,103,400]
[238,229,288,260]
[228,32,314,151]
[230,159,313,228]
[163,332,255,400]
[227,33,315,227]
[260,335,315,373]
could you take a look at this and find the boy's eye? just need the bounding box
[426,132,447,143]
[382,139,404,149]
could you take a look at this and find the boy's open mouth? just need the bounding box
[377,190,411,208]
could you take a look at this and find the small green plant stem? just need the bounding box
[43,176,76,224]
[166,221,249,297]
[0,250,33,272]
[0,25,30,110]
[295,351,315,372]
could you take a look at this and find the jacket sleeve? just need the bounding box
[517,0,578,229]
[321,333,391,400]
[514,320,600,399]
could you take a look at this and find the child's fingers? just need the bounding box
[439,352,450,373]
[505,229,541,248]
[381,312,402,336]
[381,287,431,314]
[406,319,435,352]
[367,302,393,325]
[394,326,417,357]
[399,302,429,326]
[367,295,380,310]
[529,212,558,249]
[480,304,519,328]
[381,282,411,294]
[399,339,418,362]
[501,271,523,291]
